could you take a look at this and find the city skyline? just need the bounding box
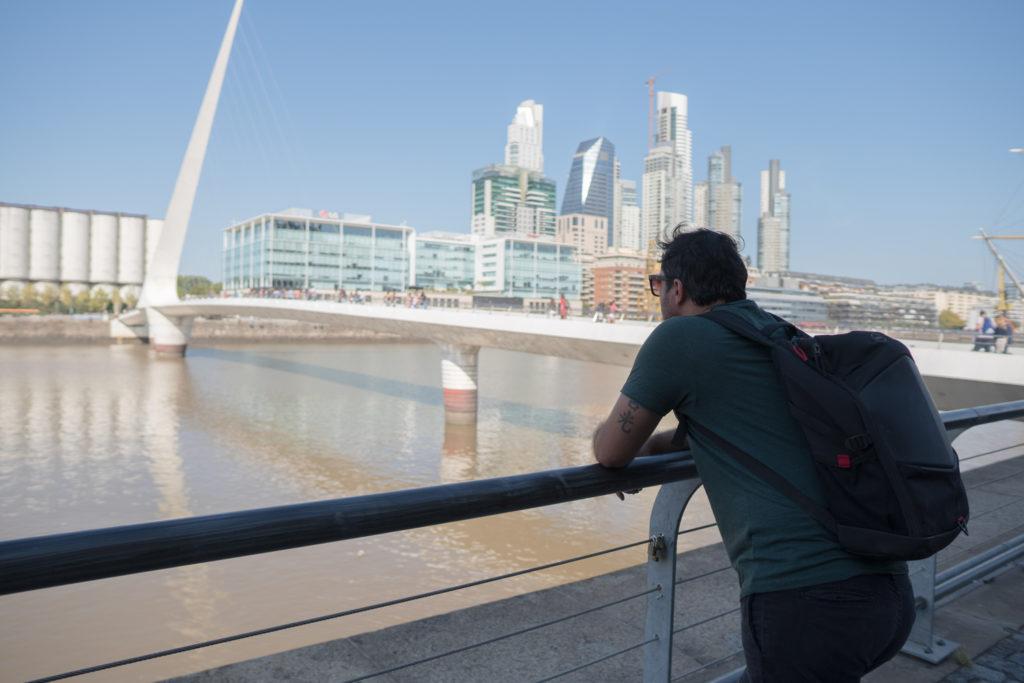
[1,1,1022,288]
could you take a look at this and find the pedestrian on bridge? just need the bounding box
[592,227,913,682]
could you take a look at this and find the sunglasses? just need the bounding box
[648,273,667,297]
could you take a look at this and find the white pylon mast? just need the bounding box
[140,0,244,307]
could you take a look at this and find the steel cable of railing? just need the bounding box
[959,441,1024,462]
[672,607,741,636]
[672,648,745,681]
[533,636,660,683]
[27,521,716,683]
[26,537,658,683]
[674,565,733,587]
[340,587,658,683]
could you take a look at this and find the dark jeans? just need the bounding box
[739,573,914,682]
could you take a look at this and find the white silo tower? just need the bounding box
[29,208,61,292]
[0,204,30,294]
[89,213,119,288]
[60,210,91,290]
[118,215,145,285]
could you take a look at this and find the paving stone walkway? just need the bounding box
[944,627,1024,683]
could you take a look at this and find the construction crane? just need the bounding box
[973,228,1024,320]
[645,72,667,151]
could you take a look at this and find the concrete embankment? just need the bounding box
[0,315,401,344]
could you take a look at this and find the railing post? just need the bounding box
[901,555,959,663]
[644,479,703,682]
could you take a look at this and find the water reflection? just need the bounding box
[0,342,698,682]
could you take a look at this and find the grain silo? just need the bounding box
[29,207,61,289]
[89,213,119,285]
[0,204,30,291]
[118,215,145,285]
[60,210,91,287]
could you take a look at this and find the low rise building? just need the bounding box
[474,236,581,305]
[589,249,646,319]
[408,232,476,291]
[223,210,412,292]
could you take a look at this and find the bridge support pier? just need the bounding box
[440,343,479,424]
[147,308,193,357]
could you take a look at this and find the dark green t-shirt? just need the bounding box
[622,299,904,596]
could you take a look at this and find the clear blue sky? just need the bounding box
[1,1,1022,287]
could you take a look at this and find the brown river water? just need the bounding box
[0,343,719,682]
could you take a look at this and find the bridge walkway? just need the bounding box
[177,426,1024,683]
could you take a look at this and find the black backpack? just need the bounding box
[684,308,969,561]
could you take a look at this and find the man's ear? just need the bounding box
[672,278,687,306]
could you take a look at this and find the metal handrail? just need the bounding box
[0,454,698,596]
[2,400,1023,597]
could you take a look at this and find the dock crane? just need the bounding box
[973,229,1024,322]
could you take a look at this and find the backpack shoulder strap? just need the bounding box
[688,419,838,536]
[699,308,776,347]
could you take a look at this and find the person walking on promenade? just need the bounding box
[592,227,913,682]
[608,300,619,324]
[995,313,1014,353]
[558,293,569,320]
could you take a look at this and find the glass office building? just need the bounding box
[409,232,476,291]
[475,236,581,300]
[223,211,412,292]
[561,137,616,245]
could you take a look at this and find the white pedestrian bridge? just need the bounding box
[118,296,1024,421]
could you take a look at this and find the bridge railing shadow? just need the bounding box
[2,400,1024,682]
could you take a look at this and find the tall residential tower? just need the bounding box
[642,91,693,248]
[504,100,544,173]
[757,159,790,272]
[694,145,742,238]
[472,100,557,239]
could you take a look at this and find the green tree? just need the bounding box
[123,293,139,310]
[938,309,966,330]
[111,288,123,315]
[36,285,58,313]
[177,275,222,298]
[18,284,37,309]
[59,285,74,313]
[88,288,111,313]
[73,290,91,313]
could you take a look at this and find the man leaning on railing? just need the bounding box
[592,227,914,682]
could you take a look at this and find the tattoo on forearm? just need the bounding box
[617,400,640,433]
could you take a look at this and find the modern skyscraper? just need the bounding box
[505,100,544,173]
[757,159,790,272]
[471,165,557,239]
[615,179,642,252]
[561,137,616,245]
[642,91,693,248]
[472,100,556,239]
[694,146,742,238]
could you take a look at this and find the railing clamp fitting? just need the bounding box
[649,534,667,562]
